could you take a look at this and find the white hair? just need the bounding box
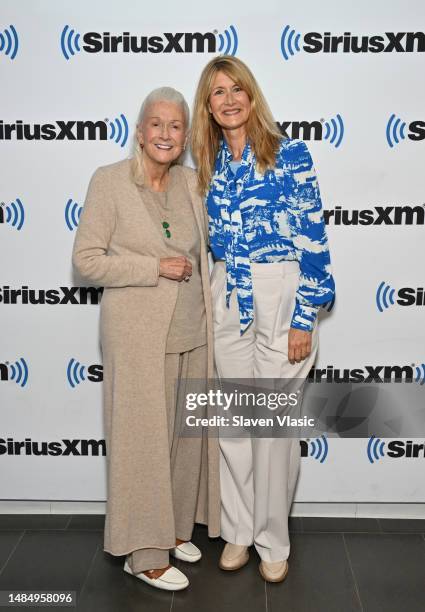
[136,86,190,127]
[131,87,190,185]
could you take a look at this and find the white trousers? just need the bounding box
[211,261,319,563]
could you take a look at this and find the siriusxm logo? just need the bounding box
[0,437,106,456]
[60,24,238,59]
[0,25,19,60]
[65,199,83,231]
[376,283,425,312]
[300,435,329,463]
[367,436,425,463]
[277,115,344,148]
[67,359,103,387]
[0,199,25,230]
[0,286,103,305]
[325,205,425,226]
[0,115,128,147]
[308,364,425,385]
[280,27,425,60]
[0,358,29,387]
[386,114,425,147]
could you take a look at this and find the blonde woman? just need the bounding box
[72,87,220,591]
[191,57,335,582]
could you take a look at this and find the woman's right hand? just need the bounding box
[159,256,192,281]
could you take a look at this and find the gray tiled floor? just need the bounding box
[0,515,424,611]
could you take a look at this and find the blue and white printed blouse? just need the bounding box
[206,136,335,335]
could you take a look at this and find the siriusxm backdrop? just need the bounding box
[1,0,424,503]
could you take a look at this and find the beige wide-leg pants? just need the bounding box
[211,261,318,563]
[126,344,207,573]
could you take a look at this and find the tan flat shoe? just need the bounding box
[259,559,289,583]
[219,543,249,571]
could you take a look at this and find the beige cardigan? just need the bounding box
[72,158,220,555]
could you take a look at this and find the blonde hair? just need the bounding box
[130,87,190,185]
[191,56,282,194]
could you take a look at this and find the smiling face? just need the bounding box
[137,100,187,167]
[208,70,251,132]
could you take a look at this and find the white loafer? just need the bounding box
[170,541,202,563]
[123,559,189,591]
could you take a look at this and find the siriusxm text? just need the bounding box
[302,31,425,53]
[82,31,216,53]
[308,365,420,383]
[324,206,425,226]
[0,286,103,305]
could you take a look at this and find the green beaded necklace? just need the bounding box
[162,220,171,238]
[151,189,171,239]
[145,174,172,239]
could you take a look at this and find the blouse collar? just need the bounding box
[217,138,254,174]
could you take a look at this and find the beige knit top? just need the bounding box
[142,166,207,353]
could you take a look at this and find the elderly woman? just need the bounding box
[72,87,220,591]
[191,57,335,582]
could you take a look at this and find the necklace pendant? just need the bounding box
[162,221,171,238]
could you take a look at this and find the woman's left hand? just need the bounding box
[288,328,312,364]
